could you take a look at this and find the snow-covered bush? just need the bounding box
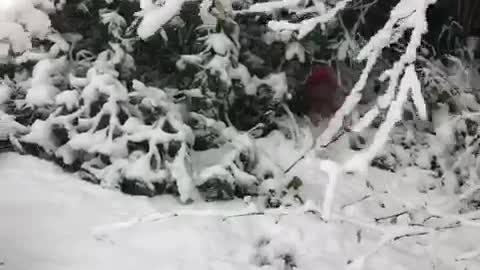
[3,0,480,211]
[6,41,287,204]
[0,0,77,65]
[0,0,53,56]
[173,4,297,135]
[0,0,302,204]
[196,127,288,201]
[15,45,196,202]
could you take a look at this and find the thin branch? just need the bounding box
[374,211,409,223]
[284,127,346,174]
[341,194,371,210]
[392,231,429,241]
[222,212,266,221]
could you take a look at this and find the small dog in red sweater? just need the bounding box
[304,66,346,124]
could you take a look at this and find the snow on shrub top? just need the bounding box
[25,56,69,107]
[55,90,80,111]
[0,0,54,53]
[137,0,185,39]
[0,84,12,105]
[15,41,203,202]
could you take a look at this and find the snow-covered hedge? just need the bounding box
[3,0,480,209]
[2,38,288,203]
[0,0,301,202]
[14,47,189,201]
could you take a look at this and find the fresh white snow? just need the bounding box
[2,130,478,270]
[137,0,185,39]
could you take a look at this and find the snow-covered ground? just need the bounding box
[0,130,479,270]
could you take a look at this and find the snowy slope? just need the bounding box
[0,152,428,270]
[0,138,479,270]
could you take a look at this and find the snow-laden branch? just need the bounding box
[246,0,307,13]
[245,0,353,39]
[318,0,436,148]
[319,159,342,221]
[344,65,421,174]
[92,205,291,236]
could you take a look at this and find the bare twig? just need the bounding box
[341,194,371,210]
[222,212,265,221]
[392,231,429,241]
[284,128,346,174]
[374,211,409,223]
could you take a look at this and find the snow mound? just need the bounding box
[2,150,478,270]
